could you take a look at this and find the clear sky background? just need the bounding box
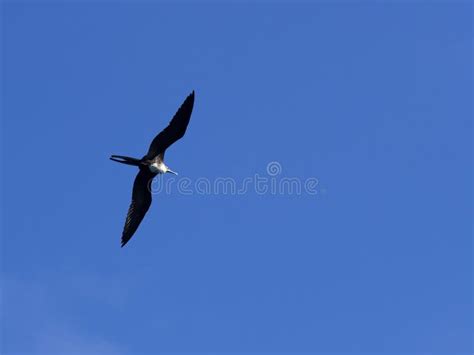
[2,2,472,354]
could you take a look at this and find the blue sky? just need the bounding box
[2,2,472,354]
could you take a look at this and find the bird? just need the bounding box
[110,91,195,247]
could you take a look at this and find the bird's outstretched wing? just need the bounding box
[144,91,195,160]
[121,169,155,247]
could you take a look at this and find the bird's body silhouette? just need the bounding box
[110,91,195,247]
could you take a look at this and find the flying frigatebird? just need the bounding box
[110,91,195,247]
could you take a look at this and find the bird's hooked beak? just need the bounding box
[166,168,178,175]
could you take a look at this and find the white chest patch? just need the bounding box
[149,162,167,174]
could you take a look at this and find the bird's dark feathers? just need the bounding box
[144,91,195,160]
[121,168,155,247]
[117,91,195,247]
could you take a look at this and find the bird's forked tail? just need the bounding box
[110,155,143,166]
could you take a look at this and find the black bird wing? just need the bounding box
[144,91,195,160]
[121,169,155,247]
